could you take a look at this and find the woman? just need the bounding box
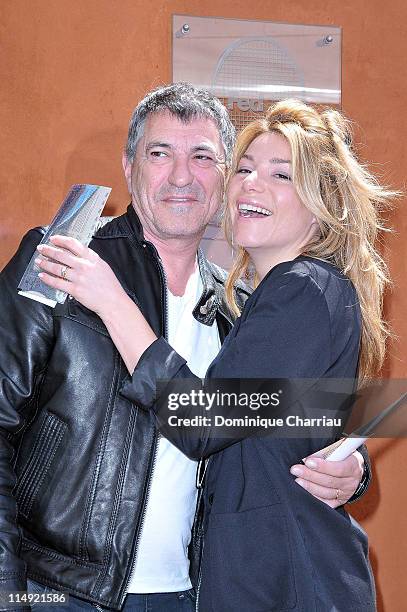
[37,100,391,610]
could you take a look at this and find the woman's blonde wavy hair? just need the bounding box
[224,99,395,383]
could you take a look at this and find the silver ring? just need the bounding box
[60,265,69,281]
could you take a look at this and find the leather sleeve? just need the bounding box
[121,336,189,409]
[0,229,55,598]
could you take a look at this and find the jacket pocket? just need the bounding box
[206,505,297,611]
[16,412,67,519]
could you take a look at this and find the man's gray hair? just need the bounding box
[125,82,236,166]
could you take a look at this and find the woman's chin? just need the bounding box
[235,237,266,251]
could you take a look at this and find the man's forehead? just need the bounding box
[142,111,222,149]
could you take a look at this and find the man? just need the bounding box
[0,83,368,611]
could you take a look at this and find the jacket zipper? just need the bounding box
[195,538,204,612]
[121,429,160,599]
[119,241,169,605]
[195,512,205,612]
[194,455,212,612]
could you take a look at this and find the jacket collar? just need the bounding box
[194,253,251,327]
[194,249,230,327]
[123,203,145,240]
[96,204,145,241]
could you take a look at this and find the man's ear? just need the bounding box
[122,152,132,194]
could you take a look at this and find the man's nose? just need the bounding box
[168,156,194,187]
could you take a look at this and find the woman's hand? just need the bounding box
[35,235,126,320]
[290,451,364,508]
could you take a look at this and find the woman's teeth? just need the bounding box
[238,203,272,217]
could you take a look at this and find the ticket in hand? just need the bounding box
[18,184,111,307]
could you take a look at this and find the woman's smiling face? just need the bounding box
[228,131,317,267]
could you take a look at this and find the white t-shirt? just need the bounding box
[128,266,221,593]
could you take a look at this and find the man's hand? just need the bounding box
[290,451,364,508]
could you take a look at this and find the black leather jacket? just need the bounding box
[0,205,249,610]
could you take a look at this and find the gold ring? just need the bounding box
[60,265,69,281]
[335,488,341,501]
